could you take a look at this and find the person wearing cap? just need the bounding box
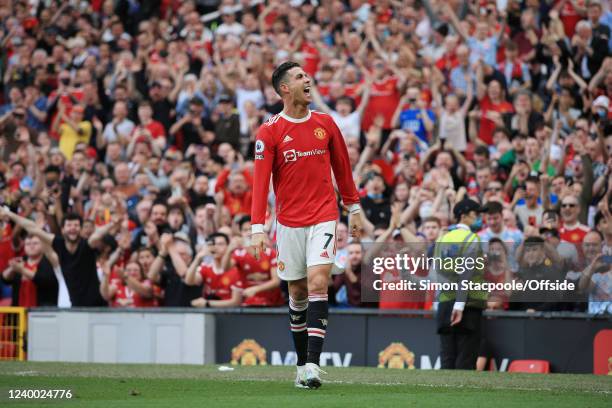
[433,198,488,369]
[212,94,241,150]
[539,226,579,269]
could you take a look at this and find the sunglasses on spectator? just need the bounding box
[486,187,501,192]
[561,203,577,208]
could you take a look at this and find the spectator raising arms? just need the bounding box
[0,0,610,319]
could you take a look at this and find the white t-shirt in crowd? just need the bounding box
[102,118,135,143]
[439,110,466,152]
[331,111,361,140]
[236,88,264,133]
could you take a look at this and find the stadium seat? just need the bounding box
[508,360,550,374]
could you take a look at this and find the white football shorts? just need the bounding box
[276,220,337,281]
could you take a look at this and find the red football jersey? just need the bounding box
[18,261,38,308]
[232,247,283,306]
[559,223,590,245]
[109,283,135,307]
[108,279,159,308]
[200,265,243,301]
[301,42,320,77]
[361,76,400,131]
[144,121,166,139]
[478,95,513,145]
[344,81,363,107]
[0,224,14,276]
[252,110,359,228]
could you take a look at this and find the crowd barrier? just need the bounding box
[0,307,27,361]
[25,308,612,374]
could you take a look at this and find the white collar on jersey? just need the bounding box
[280,109,311,123]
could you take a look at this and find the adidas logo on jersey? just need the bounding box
[319,250,329,259]
[282,135,293,144]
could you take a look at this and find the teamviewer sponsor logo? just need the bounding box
[283,148,326,163]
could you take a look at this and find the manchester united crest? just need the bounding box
[314,127,326,140]
[378,342,415,369]
[230,339,267,366]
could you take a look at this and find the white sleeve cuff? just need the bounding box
[348,203,361,214]
[251,224,264,234]
[453,301,465,311]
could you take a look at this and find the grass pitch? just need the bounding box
[0,362,610,407]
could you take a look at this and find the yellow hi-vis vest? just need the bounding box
[433,226,487,308]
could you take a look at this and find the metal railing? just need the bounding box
[0,307,27,361]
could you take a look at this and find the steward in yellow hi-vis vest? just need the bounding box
[433,198,488,370]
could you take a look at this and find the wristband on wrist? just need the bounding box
[348,203,361,214]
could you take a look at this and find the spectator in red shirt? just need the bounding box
[228,216,283,307]
[136,100,166,151]
[100,257,157,308]
[185,232,243,308]
[2,235,62,307]
[559,194,590,245]
[476,68,514,145]
[215,169,253,218]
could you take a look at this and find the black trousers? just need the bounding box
[437,302,483,370]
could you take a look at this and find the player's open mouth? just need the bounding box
[304,87,311,96]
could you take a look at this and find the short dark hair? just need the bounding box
[488,237,508,254]
[208,232,230,245]
[152,200,168,209]
[44,165,61,175]
[543,209,559,219]
[138,246,157,256]
[524,236,545,244]
[168,204,184,215]
[189,97,204,107]
[271,61,301,95]
[474,145,490,158]
[336,96,355,110]
[483,201,503,215]
[237,215,251,229]
[62,212,83,227]
[194,204,209,214]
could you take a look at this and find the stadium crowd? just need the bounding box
[0,0,611,315]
